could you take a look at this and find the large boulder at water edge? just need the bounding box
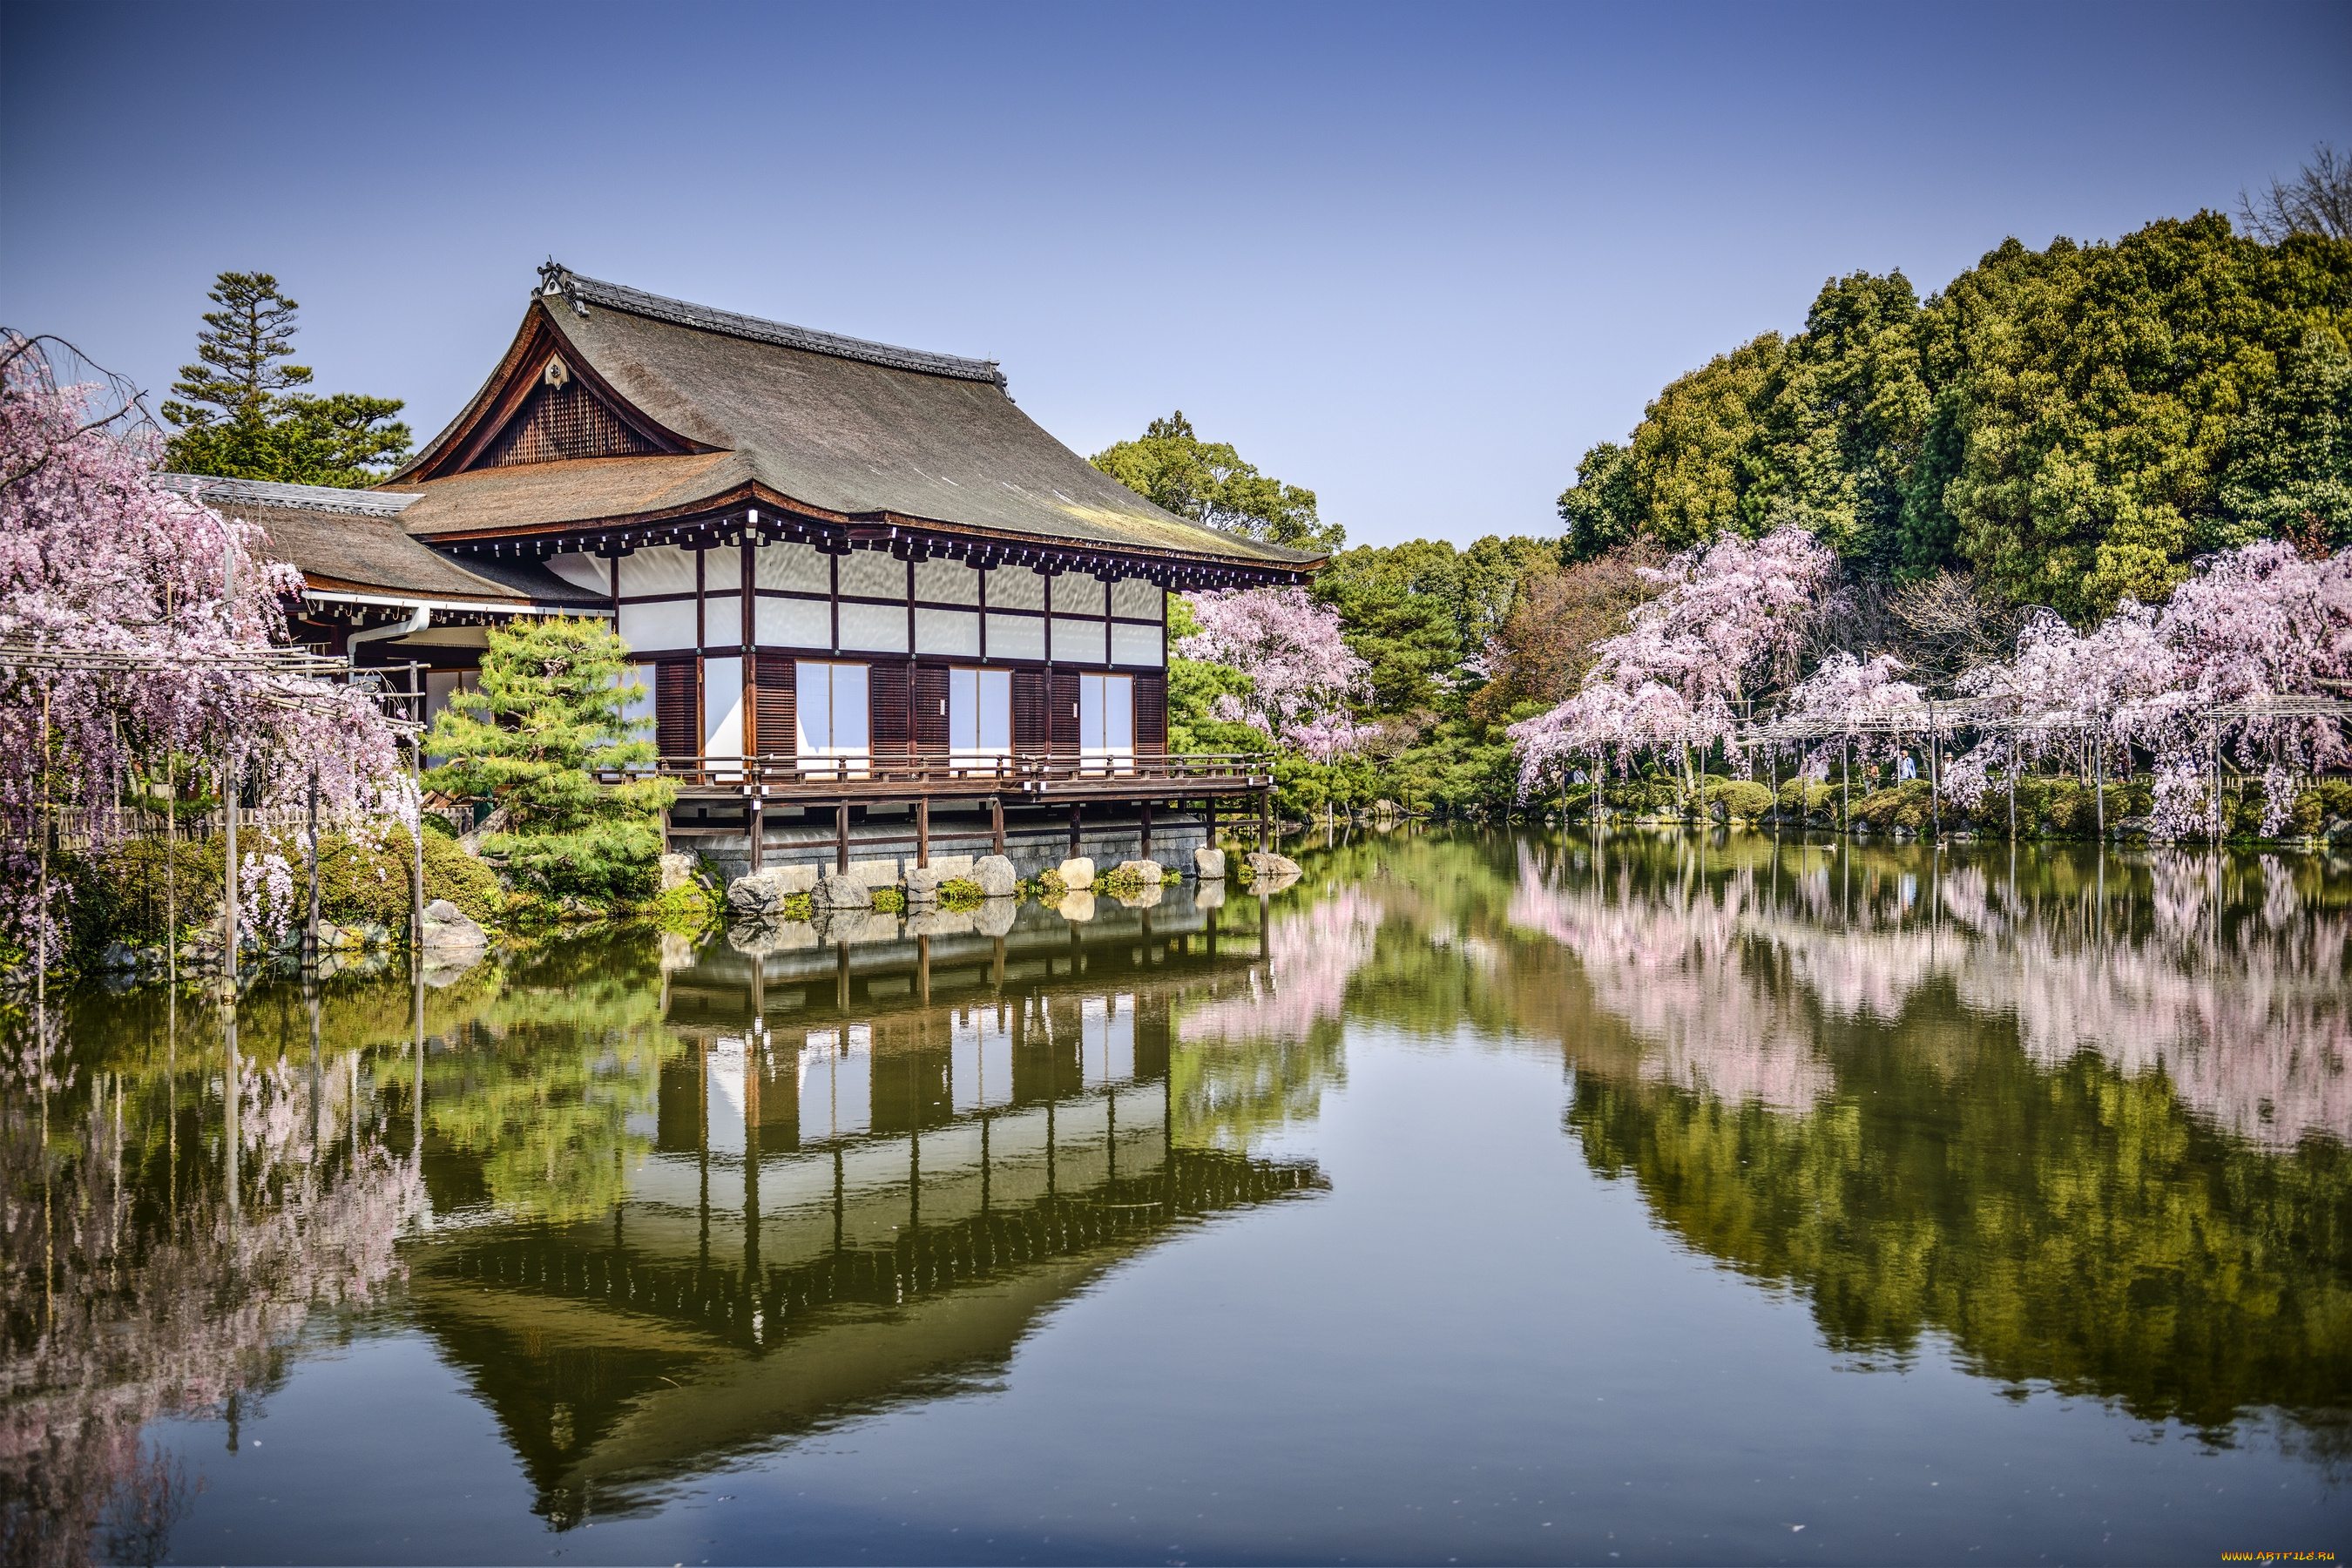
[1243,851,1301,881]
[815,873,872,911]
[421,899,488,954]
[727,865,817,915]
[727,870,785,916]
[1057,856,1096,889]
[1115,859,1166,884]
[904,866,944,905]
[659,853,700,892]
[972,855,1018,897]
[1193,846,1227,880]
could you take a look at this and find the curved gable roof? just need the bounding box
[390,267,1320,572]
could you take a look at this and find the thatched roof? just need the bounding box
[388,265,1321,577]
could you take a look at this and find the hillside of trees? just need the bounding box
[1098,155,2352,821]
[1554,209,2350,620]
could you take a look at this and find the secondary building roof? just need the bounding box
[156,474,608,613]
[386,264,1321,579]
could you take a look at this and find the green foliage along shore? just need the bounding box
[53,825,500,969]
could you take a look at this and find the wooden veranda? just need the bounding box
[601,751,1279,871]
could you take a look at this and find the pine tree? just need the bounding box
[422,618,675,906]
[161,271,415,486]
[162,271,313,429]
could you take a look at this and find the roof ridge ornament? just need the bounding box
[537,259,589,318]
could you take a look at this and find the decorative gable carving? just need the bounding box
[475,377,663,469]
[399,302,705,482]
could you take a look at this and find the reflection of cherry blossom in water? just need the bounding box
[1179,888,1382,1048]
[0,1031,422,1565]
[1506,848,1835,1113]
[1507,841,2348,1149]
[1172,890,1383,1150]
[1949,853,2349,1152]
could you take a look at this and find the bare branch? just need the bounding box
[2237,142,2352,242]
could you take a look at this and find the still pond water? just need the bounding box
[8,829,2349,1565]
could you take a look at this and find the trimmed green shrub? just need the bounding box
[58,822,504,966]
[1702,781,1774,820]
[1776,780,1838,816]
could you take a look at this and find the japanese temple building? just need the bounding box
[169,262,1322,877]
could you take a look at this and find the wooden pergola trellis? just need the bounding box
[3,640,432,1000]
[1697,688,2352,842]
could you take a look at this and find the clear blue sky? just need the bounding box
[3,1,2347,549]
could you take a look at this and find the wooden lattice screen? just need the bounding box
[1012,669,1049,754]
[1050,668,1080,757]
[656,661,697,758]
[754,657,794,757]
[868,659,911,760]
[912,664,950,756]
[478,380,662,468]
[1133,672,1167,756]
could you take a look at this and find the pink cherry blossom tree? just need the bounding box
[1942,543,2352,836]
[1179,586,1376,760]
[1510,525,1842,795]
[1778,651,1934,778]
[1,334,406,962]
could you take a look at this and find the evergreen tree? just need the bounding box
[161,271,414,486]
[1556,440,1641,561]
[422,618,675,907]
[1091,412,1341,551]
[2216,326,2352,551]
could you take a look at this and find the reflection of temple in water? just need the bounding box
[406,889,1326,1526]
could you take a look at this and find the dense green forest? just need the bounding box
[1098,172,2352,820]
[1556,212,2351,617]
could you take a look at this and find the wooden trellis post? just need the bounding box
[306,766,321,964]
[409,663,424,953]
[1928,699,1939,840]
[224,748,239,993]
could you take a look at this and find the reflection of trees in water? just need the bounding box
[1508,837,2349,1148]
[1480,830,2352,1447]
[1171,888,1381,1149]
[416,936,684,1223]
[0,1003,420,1566]
[1569,1051,2352,1445]
[1507,848,1835,1112]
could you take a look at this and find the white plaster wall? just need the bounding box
[915,607,980,656]
[756,541,831,593]
[757,596,830,649]
[1112,620,1164,667]
[1052,617,1105,664]
[618,598,696,652]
